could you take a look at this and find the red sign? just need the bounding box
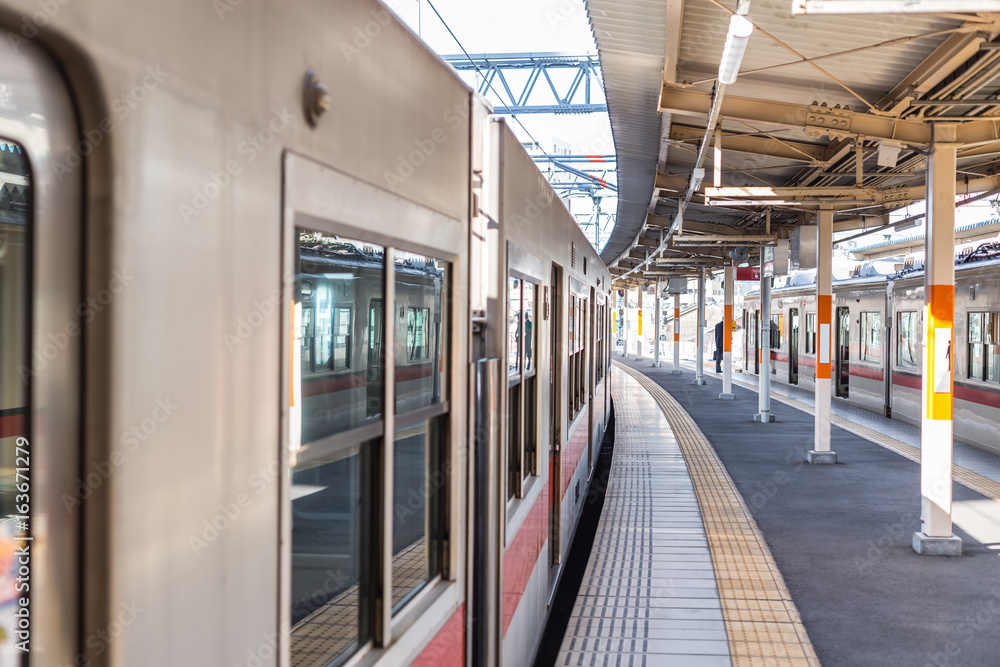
[736,266,761,281]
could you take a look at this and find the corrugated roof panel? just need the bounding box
[586,0,667,264]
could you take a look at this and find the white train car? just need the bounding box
[0,1,612,666]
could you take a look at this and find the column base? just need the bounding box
[670,370,682,375]
[651,362,661,367]
[807,450,837,465]
[718,393,735,401]
[912,532,963,556]
[753,413,775,422]
[692,378,706,385]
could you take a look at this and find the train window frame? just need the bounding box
[282,154,467,660]
[860,311,882,363]
[507,271,541,498]
[897,311,919,370]
[805,313,816,355]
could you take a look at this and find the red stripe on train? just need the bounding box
[411,604,464,667]
[301,365,433,397]
[502,483,548,636]
[893,372,1000,409]
[0,413,26,439]
[849,366,884,381]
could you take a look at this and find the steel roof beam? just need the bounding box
[669,124,827,163]
[660,85,1000,147]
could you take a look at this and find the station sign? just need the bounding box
[736,266,761,281]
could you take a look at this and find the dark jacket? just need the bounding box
[713,321,724,360]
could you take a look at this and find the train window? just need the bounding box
[0,140,29,643]
[897,311,919,369]
[391,418,445,612]
[291,231,452,662]
[860,312,882,363]
[508,276,540,492]
[333,307,353,370]
[395,250,447,415]
[290,440,373,663]
[524,282,535,372]
[509,277,522,375]
[969,313,986,381]
[805,313,816,354]
[297,232,385,442]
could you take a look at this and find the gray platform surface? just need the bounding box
[619,356,1000,667]
[556,369,732,667]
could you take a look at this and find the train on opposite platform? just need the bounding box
[0,1,612,666]
[743,251,1000,455]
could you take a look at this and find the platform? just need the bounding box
[558,361,1000,666]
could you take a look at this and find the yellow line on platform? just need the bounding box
[614,362,821,667]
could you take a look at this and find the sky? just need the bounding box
[387,0,618,248]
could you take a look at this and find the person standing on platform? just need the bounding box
[713,320,724,373]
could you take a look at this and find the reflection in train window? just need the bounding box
[860,312,881,363]
[0,139,30,631]
[508,277,521,375]
[524,282,535,372]
[971,311,1000,382]
[289,441,372,666]
[805,313,816,354]
[392,418,445,613]
[395,250,447,414]
[297,233,385,443]
[969,313,984,380]
[291,230,452,663]
[897,311,919,369]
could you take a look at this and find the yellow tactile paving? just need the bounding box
[614,362,822,667]
[757,390,1000,504]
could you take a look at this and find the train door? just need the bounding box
[548,264,563,588]
[789,308,800,384]
[0,42,82,665]
[836,306,851,398]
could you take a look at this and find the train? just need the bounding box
[743,252,1000,456]
[0,1,612,666]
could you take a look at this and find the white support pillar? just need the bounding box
[809,208,838,464]
[720,263,735,400]
[624,290,632,358]
[671,292,682,374]
[653,287,662,367]
[914,127,962,556]
[636,287,644,360]
[755,266,774,422]
[694,268,706,385]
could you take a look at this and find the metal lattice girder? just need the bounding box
[444,52,607,115]
[658,84,1000,148]
[669,124,828,163]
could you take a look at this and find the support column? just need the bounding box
[671,293,682,374]
[914,129,962,556]
[694,268,706,385]
[653,286,662,367]
[720,263,735,400]
[636,287,644,360]
[809,208,838,464]
[754,265,774,421]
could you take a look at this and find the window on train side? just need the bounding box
[507,276,539,498]
[0,140,29,639]
[805,313,816,354]
[897,311,919,369]
[969,312,1000,382]
[290,231,450,665]
[860,312,882,363]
